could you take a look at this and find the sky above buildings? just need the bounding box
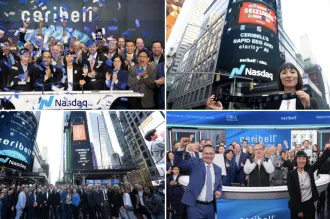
[282,0,330,96]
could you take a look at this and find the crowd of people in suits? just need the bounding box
[166,137,330,219]
[0,182,164,219]
[0,20,165,109]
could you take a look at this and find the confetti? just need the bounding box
[18,74,26,80]
[121,83,127,89]
[38,96,42,103]
[84,26,91,32]
[107,80,111,88]
[135,19,140,28]
[120,97,128,101]
[108,26,118,31]
[97,98,101,104]
[3,88,9,91]
[36,81,44,87]
[62,5,68,12]
[105,60,113,67]
[4,12,9,17]
[136,68,144,75]
[61,75,67,83]
[113,18,118,22]
[9,12,15,16]
[41,6,47,10]
[117,2,121,10]
[0,1,9,5]
[122,31,132,37]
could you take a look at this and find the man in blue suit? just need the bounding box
[234,144,248,186]
[174,138,222,219]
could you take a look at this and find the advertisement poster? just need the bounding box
[139,111,165,176]
[166,0,185,41]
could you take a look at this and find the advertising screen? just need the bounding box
[0,112,38,171]
[166,0,185,41]
[0,0,164,45]
[138,111,165,176]
[226,129,291,148]
[70,112,93,170]
[238,2,277,34]
[73,124,86,141]
[216,0,280,83]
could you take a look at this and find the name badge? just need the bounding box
[91,79,96,82]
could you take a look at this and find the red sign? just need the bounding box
[238,2,277,34]
[73,124,86,141]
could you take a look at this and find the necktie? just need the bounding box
[7,56,11,67]
[91,57,94,71]
[191,153,195,158]
[103,189,108,200]
[206,165,213,202]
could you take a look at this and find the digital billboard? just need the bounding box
[73,124,87,141]
[138,111,165,176]
[0,112,38,171]
[216,0,280,83]
[0,0,164,46]
[70,112,93,170]
[166,0,186,41]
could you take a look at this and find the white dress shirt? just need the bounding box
[244,158,275,174]
[138,191,145,206]
[279,98,296,110]
[198,162,215,202]
[123,193,133,207]
[298,170,312,202]
[67,67,73,91]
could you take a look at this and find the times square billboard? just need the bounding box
[0,112,38,171]
[70,112,93,170]
[217,0,280,82]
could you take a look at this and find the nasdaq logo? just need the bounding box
[0,157,9,164]
[39,96,54,110]
[229,65,246,78]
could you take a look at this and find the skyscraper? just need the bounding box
[109,112,135,167]
[87,112,114,169]
[118,111,160,184]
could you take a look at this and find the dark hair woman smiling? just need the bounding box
[287,149,330,219]
[206,62,318,110]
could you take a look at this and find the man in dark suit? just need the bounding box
[128,50,157,109]
[155,62,165,109]
[87,186,97,218]
[49,187,60,219]
[95,184,107,219]
[121,40,138,67]
[0,40,19,90]
[174,138,222,219]
[105,38,119,61]
[149,41,164,66]
[183,143,200,160]
[40,188,50,218]
[8,49,34,91]
[80,186,89,219]
[31,51,63,91]
[233,144,248,186]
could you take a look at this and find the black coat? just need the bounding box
[31,65,63,91]
[80,190,89,208]
[81,52,107,90]
[287,149,330,214]
[48,191,60,206]
[8,62,34,91]
[87,190,97,206]
[263,98,318,110]
[61,64,91,91]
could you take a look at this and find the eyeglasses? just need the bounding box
[138,56,148,59]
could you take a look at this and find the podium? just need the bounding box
[0,90,144,110]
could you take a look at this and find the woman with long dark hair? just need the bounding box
[109,184,122,219]
[143,187,164,219]
[206,62,318,110]
[222,150,237,186]
[166,151,175,175]
[287,149,330,218]
[71,189,80,219]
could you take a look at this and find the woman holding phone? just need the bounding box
[287,149,330,218]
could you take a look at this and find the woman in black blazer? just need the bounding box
[287,149,330,219]
[205,62,318,110]
[62,52,90,91]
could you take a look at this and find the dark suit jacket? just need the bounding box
[263,98,318,110]
[128,64,157,108]
[87,190,97,206]
[81,52,107,90]
[156,62,165,109]
[61,64,91,91]
[105,69,128,90]
[120,52,138,66]
[167,174,184,208]
[174,150,222,207]
[31,65,63,91]
[183,151,200,160]
[48,191,60,206]
[149,54,165,64]
[234,152,248,184]
[0,54,19,90]
[287,149,330,214]
[80,191,89,208]
[8,62,34,91]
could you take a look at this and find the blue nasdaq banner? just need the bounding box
[85,179,120,185]
[217,199,290,219]
[0,112,38,171]
[226,129,291,148]
[167,111,330,126]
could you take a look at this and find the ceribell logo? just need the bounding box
[226,115,238,122]
[229,65,273,81]
[240,215,276,219]
[39,96,88,109]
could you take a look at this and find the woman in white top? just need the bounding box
[287,149,330,219]
[122,183,137,219]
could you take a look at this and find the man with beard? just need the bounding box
[149,41,164,66]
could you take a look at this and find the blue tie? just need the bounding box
[206,165,213,202]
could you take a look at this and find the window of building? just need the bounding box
[195,90,200,102]
[199,87,205,100]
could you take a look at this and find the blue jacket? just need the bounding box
[222,159,238,186]
[106,69,129,90]
[1,194,8,218]
[234,152,248,184]
[60,190,68,204]
[174,150,222,207]
[72,193,80,207]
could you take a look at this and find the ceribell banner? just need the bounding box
[73,124,87,141]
